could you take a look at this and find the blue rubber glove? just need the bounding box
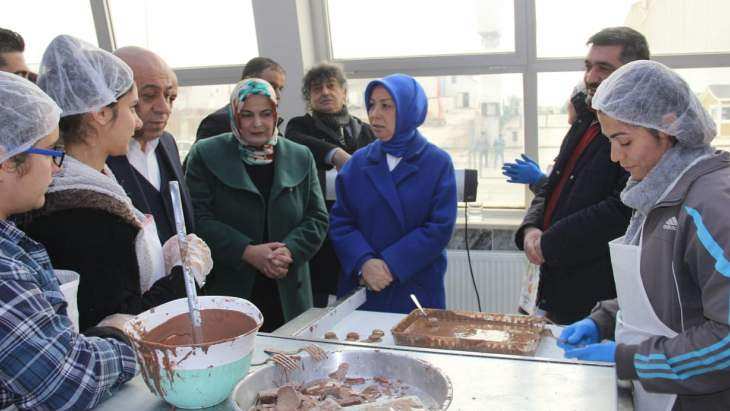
[501,154,545,184]
[558,318,599,349]
[564,341,616,363]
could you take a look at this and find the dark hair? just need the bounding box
[301,62,347,104]
[59,85,132,146]
[8,152,30,176]
[0,27,25,67]
[587,27,650,63]
[240,57,285,80]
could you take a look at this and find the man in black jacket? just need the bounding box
[515,27,650,324]
[108,47,194,241]
[286,62,376,306]
[195,57,286,140]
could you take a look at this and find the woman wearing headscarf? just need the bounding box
[330,73,457,313]
[0,72,137,410]
[22,35,212,332]
[185,78,328,332]
[559,60,730,409]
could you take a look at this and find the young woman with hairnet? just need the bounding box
[20,35,212,332]
[0,72,138,410]
[559,60,730,409]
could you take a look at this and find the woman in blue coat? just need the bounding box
[330,73,457,313]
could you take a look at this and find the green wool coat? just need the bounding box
[185,133,328,321]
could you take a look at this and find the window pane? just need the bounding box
[537,72,582,171]
[109,0,258,68]
[167,84,236,160]
[537,68,730,169]
[680,68,730,152]
[1,0,98,71]
[536,0,730,58]
[347,74,524,208]
[327,0,515,59]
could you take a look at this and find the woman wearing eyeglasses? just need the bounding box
[0,71,138,410]
[19,35,212,332]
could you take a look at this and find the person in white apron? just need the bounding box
[559,60,730,410]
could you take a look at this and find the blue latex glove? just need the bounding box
[564,341,616,363]
[558,318,599,349]
[501,154,545,184]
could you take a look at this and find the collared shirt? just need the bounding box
[127,138,161,190]
[386,153,402,171]
[0,220,137,411]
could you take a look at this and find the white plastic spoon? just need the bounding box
[410,294,428,317]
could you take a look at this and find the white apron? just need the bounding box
[610,236,678,411]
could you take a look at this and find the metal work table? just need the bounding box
[97,321,630,410]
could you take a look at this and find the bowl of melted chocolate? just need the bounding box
[124,296,263,409]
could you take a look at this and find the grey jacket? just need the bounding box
[591,151,730,409]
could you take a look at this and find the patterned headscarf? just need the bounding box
[229,78,279,165]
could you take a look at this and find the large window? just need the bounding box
[167,84,237,160]
[536,0,730,57]
[109,0,258,68]
[0,0,98,70]
[327,0,515,59]
[537,71,582,170]
[679,67,730,151]
[7,0,730,213]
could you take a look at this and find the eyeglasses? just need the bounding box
[24,147,66,167]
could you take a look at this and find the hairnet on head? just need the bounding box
[592,60,716,147]
[0,72,61,163]
[37,35,133,118]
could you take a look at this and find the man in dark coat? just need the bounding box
[515,27,650,324]
[107,47,194,241]
[286,62,376,307]
[195,57,286,141]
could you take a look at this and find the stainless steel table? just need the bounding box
[96,332,626,410]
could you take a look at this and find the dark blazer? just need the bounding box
[515,93,631,323]
[284,112,376,305]
[285,113,376,170]
[107,132,195,239]
[196,105,230,141]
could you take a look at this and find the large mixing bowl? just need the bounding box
[124,296,263,409]
[232,349,453,410]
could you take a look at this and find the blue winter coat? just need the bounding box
[330,74,457,313]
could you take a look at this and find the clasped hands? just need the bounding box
[359,258,394,292]
[244,242,293,279]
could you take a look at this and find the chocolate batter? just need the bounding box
[142,309,257,346]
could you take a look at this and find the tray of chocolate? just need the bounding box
[391,309,546,356]
[232,350,452,410]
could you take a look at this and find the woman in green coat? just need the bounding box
[185,78,328,331]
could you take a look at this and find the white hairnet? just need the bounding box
[592,60,716,147]
[0,72,61,163]
[37,35,133,117]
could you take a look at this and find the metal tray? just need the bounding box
[391,309,546,356]
[232,350,452,410]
